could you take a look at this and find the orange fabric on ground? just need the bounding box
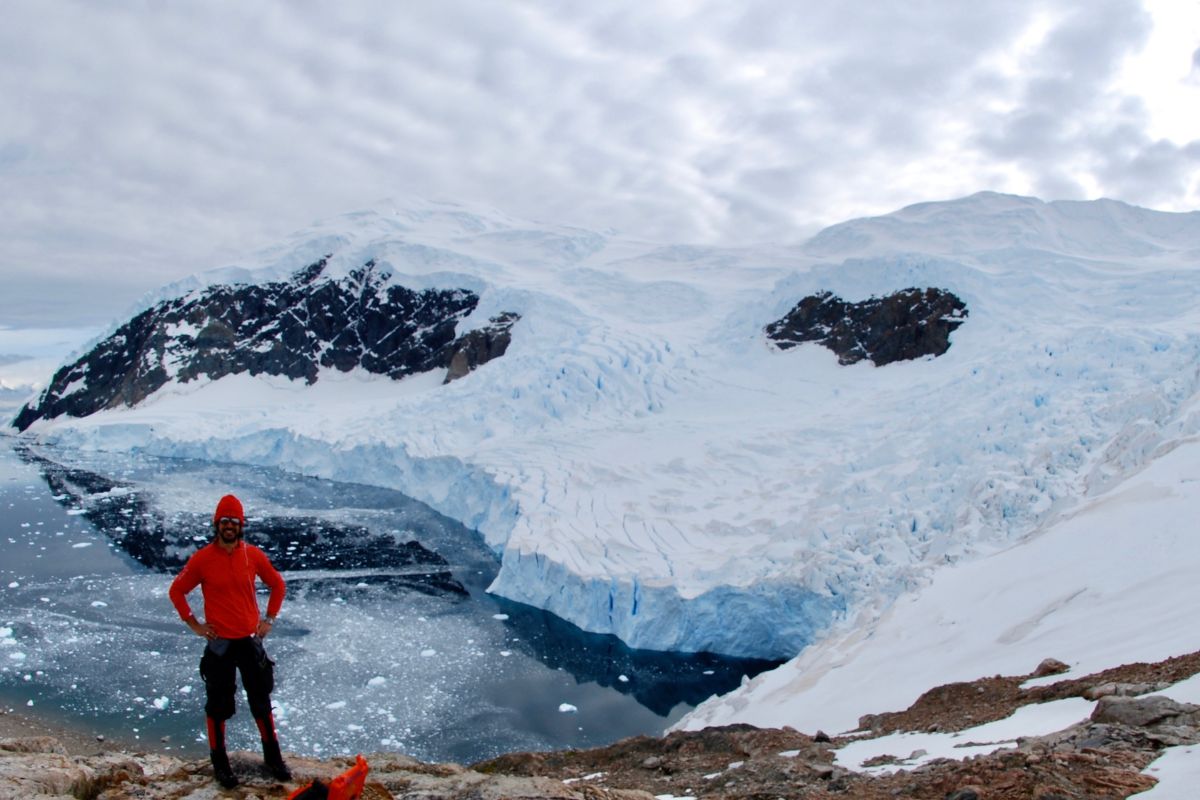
[169,540,285,638]
[287,755,369,800]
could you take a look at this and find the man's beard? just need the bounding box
[219,527,240,543]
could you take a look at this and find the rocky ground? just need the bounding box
[3,651,1199,800]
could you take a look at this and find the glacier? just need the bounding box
[15,192,1200,660]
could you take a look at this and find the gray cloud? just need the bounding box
[1,0,1197,326]
[968,0,1196,202]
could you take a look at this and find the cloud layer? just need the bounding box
[2,0,1198,325]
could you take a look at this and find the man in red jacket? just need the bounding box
[169,494,290,788]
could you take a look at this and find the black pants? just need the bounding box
[199,636,275,722]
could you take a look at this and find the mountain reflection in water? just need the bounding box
[1,443,779,762]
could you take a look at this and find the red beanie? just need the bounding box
[213,494,245,524]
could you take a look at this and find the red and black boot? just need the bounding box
[256,713,292,782]
[206,717,239,789]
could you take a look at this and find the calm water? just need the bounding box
[0,439,775,763]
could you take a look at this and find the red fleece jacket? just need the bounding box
[169,540,286,639]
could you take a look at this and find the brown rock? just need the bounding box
[0,737,67,755]
[0,738,161,800]
[1033,658,1070,678]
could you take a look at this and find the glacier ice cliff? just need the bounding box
[15,193,1200,660]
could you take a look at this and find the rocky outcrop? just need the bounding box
[5,649,1200,799]
[12,259,520,430]
[0,741,657,800]
[0,736,179,800]
[765,287,967,366]
[858,650,1200,737]
[1090,695,1200,733]
[444,311,520,384]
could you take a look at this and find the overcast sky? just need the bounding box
[2,0,1199,328]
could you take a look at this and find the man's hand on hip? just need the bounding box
[186,618,217,640]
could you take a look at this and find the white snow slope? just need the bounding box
[17,192,1200,663]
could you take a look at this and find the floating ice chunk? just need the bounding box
[91,601,108,608]
[72,542,93,549]
[618,674,629,683]
[492,614,509,620]
[347,724,363,731]
[367,676,387,687]
[6,582,17,588]
[179,686,192,694]
[153,697,169,710]
[325,701,347,710]
[420,649,436,657]
[9,652,26,661]
[67,510,86,516]
[500,650,512,657]
[558,703,578,714]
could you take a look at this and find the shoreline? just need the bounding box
[0,704,145,757]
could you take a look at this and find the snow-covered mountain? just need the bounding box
[11,193,1200,667]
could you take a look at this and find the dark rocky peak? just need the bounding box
[13,259,520,430]
[293,258,328,284]
[765,287,967,366]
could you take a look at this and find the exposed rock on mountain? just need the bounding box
[765,287,967,365]
[443,311,520,384]
[12,260,519,431]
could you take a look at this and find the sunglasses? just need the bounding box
[217,517,242,526]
